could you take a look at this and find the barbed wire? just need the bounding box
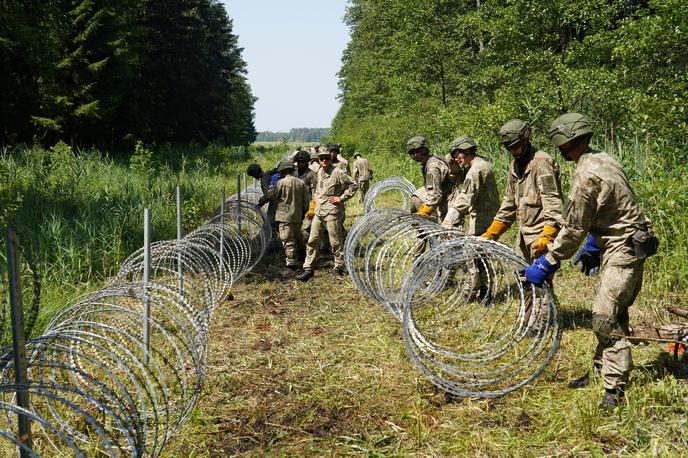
[344,203,561,398]
[0,197,269,456]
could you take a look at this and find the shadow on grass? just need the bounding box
[559,307,593,331]
[635,350,688,382]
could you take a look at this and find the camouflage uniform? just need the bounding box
[446,156,500,236]
[257,169,279,226]
[421,155,453,221]
[494,146,564,262]
[545,148,652,391]
[303,166,358,271]
[352,155,373,203]
[298,167,318,242]
[267,174,309,267]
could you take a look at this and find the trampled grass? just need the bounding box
[0,139,686,456]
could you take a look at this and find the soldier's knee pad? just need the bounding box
[592,313,623,346]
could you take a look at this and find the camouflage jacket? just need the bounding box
[352,157,373,182]
[266,175,309,223]
[314,165,358,220]
[494,147,564,244]
[444,153,466,187]
[297,168,317,201]
[447,156,500,235]
[546,148,651,266]
[422,155,453,209]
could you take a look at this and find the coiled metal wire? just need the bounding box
[363,177,415,214]
[345,206,560,398]
[0,199,269,456]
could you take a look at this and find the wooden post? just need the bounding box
[6,228,33,456]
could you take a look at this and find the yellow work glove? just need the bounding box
[480,220,508,240]
[530,225,559,258]
[415,203,435,217]
[306,200,316,219]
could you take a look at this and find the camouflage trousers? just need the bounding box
[592,258,644,390]
[516,234,554,331]
[358,180,370,204]
[303,215,344,270]
[278,221,301,267]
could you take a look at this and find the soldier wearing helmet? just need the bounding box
[247,163,279,226]
[295,150,317,249]
[266,159,309,273]
[352,152,373,203]
[405,136,454,220]
[481,119,564,261]
[309,149,321,174]
[298,149,358,281]
[524,113,658,410]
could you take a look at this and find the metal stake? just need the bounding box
[143,208,151,367]
[237,175,242,232]
[5,227,33,456]
[176,186,183,292]
[220,187,225,274]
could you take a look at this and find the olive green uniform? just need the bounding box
[303,166,358,271]
[421,155,453,221]
[446,156,500,236]
[494,147,564,262]
[352,156,373,203]
[267,175,309,267]
[545,148,652,391]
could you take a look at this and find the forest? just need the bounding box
[255,127,331,142]
[1,0,257,150]
[333,0,687,154]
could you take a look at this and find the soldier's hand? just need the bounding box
[328,196,342,206]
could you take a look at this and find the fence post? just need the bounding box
[143,208,151,367]
[5,227,33,457]
[220,187,225,275]
[237,175,242,232]
[176,186,183,292]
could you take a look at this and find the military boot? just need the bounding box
[297,269,314,282]
[601,388,625,411]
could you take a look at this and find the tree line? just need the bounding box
[256,128,331,142]
[1,0,257,150]
[333,0,687,155]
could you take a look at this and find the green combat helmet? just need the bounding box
[406,136,429,152]
[548,113,593,147]
[449,136,477,154]
[310,150,319,161]
[277,159,295,173]
[295,150,310,162]
[499,119,531,148]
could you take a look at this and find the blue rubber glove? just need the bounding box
[268,173,280,188]
[524,254,560,287]
[573,234,601,276]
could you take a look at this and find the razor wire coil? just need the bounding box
[0,196,269,456]
[344,200,561,398]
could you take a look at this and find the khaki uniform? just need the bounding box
[258,170,278,226]
[298,168,318,242]
[445,153,466,186]
[422,155,454,220]
[352,156,373,203]
[446,156,500,296]
[267,175,309,267]
[546,148,652,390]
[309,161,321,174]
[446,156,500,236]
[337,154,351,175]
[303,166,358,270]
[494,147,564,262]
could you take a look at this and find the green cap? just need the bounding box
[499,119,530,148]
[548,113,593,147]
[406,136,429,152]
[449,136,477,153]
[277,159,295,173]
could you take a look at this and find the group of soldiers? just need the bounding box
[246,144,373,282]
[405,113,657,409]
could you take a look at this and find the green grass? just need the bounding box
[0,138,685,456]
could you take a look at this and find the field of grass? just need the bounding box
[0,138,686,456]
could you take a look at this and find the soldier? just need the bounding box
[309,149,321,174]
[480,120,564,330]
[406,136,453,221]
[444,151,466,187]
[247,163,279,226]
[330,144,349,175]
[352,152,373,203]
[267,159,309,273]
[295,150,317,247]
[524,113,657,409]
[442,136,500,298]
[442,136,500,233]
[297,150,358,281]
[480,120,564,261]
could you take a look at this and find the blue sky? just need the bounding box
[222,1,350,132]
